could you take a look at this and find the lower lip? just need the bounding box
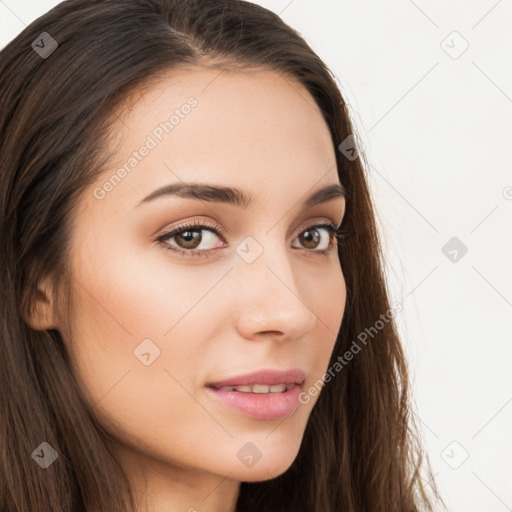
[205,384,303,420]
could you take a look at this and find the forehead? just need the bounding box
[89,67,339,211]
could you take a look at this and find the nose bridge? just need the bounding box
[232,233,317,339]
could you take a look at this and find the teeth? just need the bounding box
[269,384,287,393]
[234,385,252,392]
[216,383,295,393]
[253,384,272,393]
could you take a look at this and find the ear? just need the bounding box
[24,276,58,331]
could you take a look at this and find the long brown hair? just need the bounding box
[0,0,444,510]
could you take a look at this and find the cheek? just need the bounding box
[321,264,346,334]
[308,260,346,326]
[63,239,230,426]
[68,230,224,344]
[64,270,212,455]
[302,264,346,380]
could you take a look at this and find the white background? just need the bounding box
[1,1,511,511]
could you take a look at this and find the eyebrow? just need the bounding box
[134,181,347,210]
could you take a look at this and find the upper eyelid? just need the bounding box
[156,216,340,241]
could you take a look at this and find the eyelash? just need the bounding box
[155,219,346,259]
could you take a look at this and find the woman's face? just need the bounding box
[59,68,346,491]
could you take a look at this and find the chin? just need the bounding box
[233,449,299,483]
[237,465,295,483]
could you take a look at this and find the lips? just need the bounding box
[205,382,304,420]
[206,368,306,389]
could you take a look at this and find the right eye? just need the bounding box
[156,220,227,258]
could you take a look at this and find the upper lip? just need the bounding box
[206,368,306,388]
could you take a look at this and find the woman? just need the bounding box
[0,0,444,510]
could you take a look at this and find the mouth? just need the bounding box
[204,368,306,420]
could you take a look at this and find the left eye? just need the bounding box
[156,220,339,258]
[291,224,336,251]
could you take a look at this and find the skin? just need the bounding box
[29,67,347,512]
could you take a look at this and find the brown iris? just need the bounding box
[175,229,202,249]
[298,228,321,249]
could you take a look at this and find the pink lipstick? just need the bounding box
[205,368,306,420]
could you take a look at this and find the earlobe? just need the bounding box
[24,278,58,331]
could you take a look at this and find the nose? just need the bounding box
[232,242,318,342]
